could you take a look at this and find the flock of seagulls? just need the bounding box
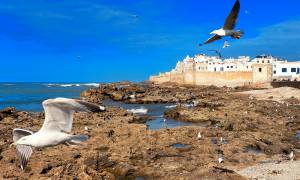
[11,98,105,170]
[197,131,227,163]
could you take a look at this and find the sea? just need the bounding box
[0,82,197,130]
[0,82,99,112]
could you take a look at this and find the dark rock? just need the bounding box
[84,153,115,171]
[113,164,135,177]
[128,115,152,124]
[107,130,114,138]
[0,107,16,115]
[72,153,81,159]
[40,164,53,174]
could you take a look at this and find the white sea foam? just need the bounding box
[2,84,15,86]
[60,84,73,87]
[81,83,99,87]
[46,83,99,87]
[127,107,148,114]
[165,105,177,109]
[183,103,194,108]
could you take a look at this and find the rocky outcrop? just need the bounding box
[81,82,222,104]
[0,83,299,179]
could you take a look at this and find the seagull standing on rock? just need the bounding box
[11,98,105,170]
[218,154,224,163]
[197,132,202,140]
[289,151,295,161]
[220,137,225,145]
[200,0,243,46]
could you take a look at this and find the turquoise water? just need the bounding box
[0,83,99,112]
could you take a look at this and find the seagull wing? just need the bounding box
[40,98,105,133]
[13,128,34,142]
[16,144,32,170]
[202,35,222,45]
[223,0,240,30]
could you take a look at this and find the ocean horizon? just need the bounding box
[0,82,101,112]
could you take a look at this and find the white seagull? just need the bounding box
[289,151,295,161]
[11,98,105,170]
[220,137,225,144]
[223,40,230,48]
[200,0,243,46]
[218,154,224,163]
[197,132,202,140]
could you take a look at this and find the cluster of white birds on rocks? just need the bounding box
[11,96,297,171]
[197,130,296,164]
[11,98,106,170]
[197,131,227,164]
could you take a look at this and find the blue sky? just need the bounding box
[1,0,300,82]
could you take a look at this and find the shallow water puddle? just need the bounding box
[146,118,197,130]
[244,145,263,154]
[116,176,146,180]
[170,143,188,148]
[211,138,218,144]
[296,131,300,141]
[103,99,200,130]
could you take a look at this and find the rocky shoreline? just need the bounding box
[0,82,299,179]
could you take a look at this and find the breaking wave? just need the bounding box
[165,105,177,109]
[46,83,99,87]
[1,83,16,86]
[127,107,148,114]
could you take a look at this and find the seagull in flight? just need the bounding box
[223,40,230,48]
[200,0,243,46]
[11,98,106,170]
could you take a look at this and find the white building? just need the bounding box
[173,54,252,73]
[171,54,300,80]
[252,54,300,80]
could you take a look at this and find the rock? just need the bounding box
[79,166,102,180]
[110,92,124,101]
[72,152,81,159]
[128,115,152,124]
[0,107,18,121]
[0,107,16,115]
[1,82,300,179]
[113,164,135,177]
[84,153,115,171]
